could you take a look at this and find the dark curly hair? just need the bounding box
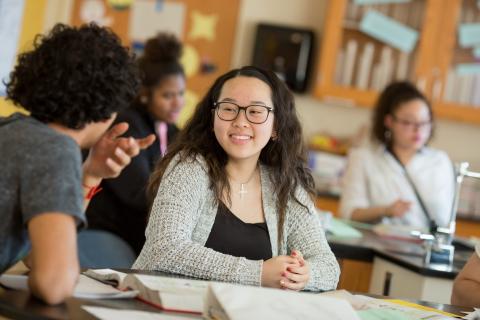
[136,33,184,106]
[148,66,315,242]
[372,81,434,146]
[5,23,139,129]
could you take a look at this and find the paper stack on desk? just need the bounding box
[203,282,361,320]
[321,290,457,320]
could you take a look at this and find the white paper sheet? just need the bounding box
[0,274,137,299]
[129,1,185,42]
[463,308,480,320]
[82,306,192,320]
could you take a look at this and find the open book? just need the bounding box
[84,269,208,314]
[372,223,424,243]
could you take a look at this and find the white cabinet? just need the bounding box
[369,257,453,304]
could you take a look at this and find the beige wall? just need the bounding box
[232,0,480,170]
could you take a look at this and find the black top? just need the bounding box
[205,202,272,261]
[85,105,179,254]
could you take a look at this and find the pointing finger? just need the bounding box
[105,122,129,140]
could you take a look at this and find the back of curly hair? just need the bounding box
[5,23,140,129]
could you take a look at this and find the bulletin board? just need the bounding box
[70,0,241,127]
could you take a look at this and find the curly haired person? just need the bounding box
[0,23,154,304]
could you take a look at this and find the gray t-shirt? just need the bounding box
[0,113,85,273]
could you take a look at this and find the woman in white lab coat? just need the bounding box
[339,81,455,231]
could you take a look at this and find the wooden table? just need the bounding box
[0,270,474,319]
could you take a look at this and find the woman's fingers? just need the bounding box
[283,270,308,283]
[291,250,305,266]
[280,276,306,291]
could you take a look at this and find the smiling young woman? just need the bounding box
[133,66,340,292]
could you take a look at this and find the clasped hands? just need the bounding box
[83,122,156,184]
[262,250,310,291]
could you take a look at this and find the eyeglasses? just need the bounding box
[392,114,432,131]
[213,101,273,124]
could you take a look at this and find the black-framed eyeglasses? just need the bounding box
[213,101,273,124]
[391,114,432,131]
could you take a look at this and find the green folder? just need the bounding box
[329,218,363,238]
[358,309,411,320]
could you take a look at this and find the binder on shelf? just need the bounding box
[379,46,394,89]
[371,62,382,91]
[355,42,375,90]
[471,75,480,107]
[458,75,474,105]
[396,52,409,80]
[342,39,358,87]
[443,69,456,102]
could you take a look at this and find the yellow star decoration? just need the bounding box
[180,44,200,78]
[188,11,218,41]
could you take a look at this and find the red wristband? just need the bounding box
[83,184,103,200]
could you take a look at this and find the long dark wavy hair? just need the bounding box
[148,66,315,242]
[371,81,434,147]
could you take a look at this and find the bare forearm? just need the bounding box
[351,206,388,222]
[452,279,480,307]
[28,213,80,305]
[28,265,79,305]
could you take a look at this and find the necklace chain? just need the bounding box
[230,166,258,199]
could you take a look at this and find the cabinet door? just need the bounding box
[431,0,480,124]
[315,0,439,109]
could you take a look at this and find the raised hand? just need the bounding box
[83,122,156,182]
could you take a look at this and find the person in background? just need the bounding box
[81,33,185,261]
[0,23,155,305]
[339,81,455,231]
[133,66,339,291]
[451,243,480,307]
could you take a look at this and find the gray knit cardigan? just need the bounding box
[133,154,340,291]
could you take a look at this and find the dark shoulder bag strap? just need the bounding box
[388,149,438,233]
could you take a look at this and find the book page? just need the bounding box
[126,275,208,313]
[75,275,138,299]
[83,268,128,285]
[82,306,193,320]
[353,295,456,319]
[130,274,208,293]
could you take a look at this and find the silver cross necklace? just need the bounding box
[232,166,258,199]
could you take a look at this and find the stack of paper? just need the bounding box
[204,283,361,320]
